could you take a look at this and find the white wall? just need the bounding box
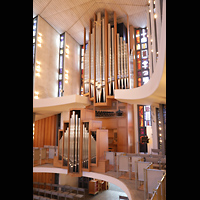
[59,174,78,187]
[63,32,80,96]
[34,15,60,99]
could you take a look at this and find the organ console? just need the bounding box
[83,10,130,106]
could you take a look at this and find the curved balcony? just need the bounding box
[114,0,166,106]
[33,94,91,121]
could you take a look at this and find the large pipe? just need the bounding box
[111,27,115,95]
[108,23,111,95]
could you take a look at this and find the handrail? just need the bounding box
[150,172,166,200]
[33,146,58,166]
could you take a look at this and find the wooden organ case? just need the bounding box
[56,109,108,176]
[83,10,130,106]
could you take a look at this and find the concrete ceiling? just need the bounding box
[33,0,148,45]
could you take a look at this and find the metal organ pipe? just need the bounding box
[82,123,89,168]
[90,29,94,98]
[117,36,129,89]
[86,11,129,101]
[69,111,80,173]
[63,127,69,165]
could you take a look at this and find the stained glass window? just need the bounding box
[58,33,65,97]
[136,30,140,43]
[135,28,150,87]
[138,105,151,152]
[137,78,142,87]
[80,45,84,96]
[33,16,38,86]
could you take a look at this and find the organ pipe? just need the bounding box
[84,10,129,103]
[63,127,69,166]
[69,111,80,173]
[82,122,89,168]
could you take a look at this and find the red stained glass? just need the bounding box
[139,105,144,127]
[137,60,141,70]
[137,51,141,59]
[136,29,140,43]
[138,78,141,87]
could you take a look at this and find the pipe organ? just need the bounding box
[83,10,130,106]
[57,110,104,176]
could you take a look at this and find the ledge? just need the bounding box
[33,164,143,200]
[33,94,91,121]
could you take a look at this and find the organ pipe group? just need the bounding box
[58,110,97,174]
[84,10,129,103]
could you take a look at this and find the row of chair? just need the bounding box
[33,194,57,200]
[33,182,85,200]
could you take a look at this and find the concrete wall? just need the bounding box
[34,15,60,99]
[63,32,80,96]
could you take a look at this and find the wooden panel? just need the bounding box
[34,115,57,147]
[101,118,117,129]
[117,127,127,152]
[118,118,126,127]
[97,129,108,161]
[33,173,55,189]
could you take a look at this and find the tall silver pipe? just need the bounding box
[69,111,80,173]
[120,37,124,89]
[111,27,115,95]
[95,12,101,103]
[117,33,121,89]
[102,18,105,102]
[90,30,94,97]
[108,23,111,95]
[124,41,127,89]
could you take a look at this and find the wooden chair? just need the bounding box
[59,185,71,199]
[75,188,85,200]
[33,194,40,199]
[68,186,78,197]
[50,184,59,199]
[38,183,46,196]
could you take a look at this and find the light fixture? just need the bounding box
[33,123,35,139]
[34,91,39,99]
[37,33,42,47]
[66,44,69,58]
[35,61,41,77]
[154,14,157,19]
[65,70,69,83]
